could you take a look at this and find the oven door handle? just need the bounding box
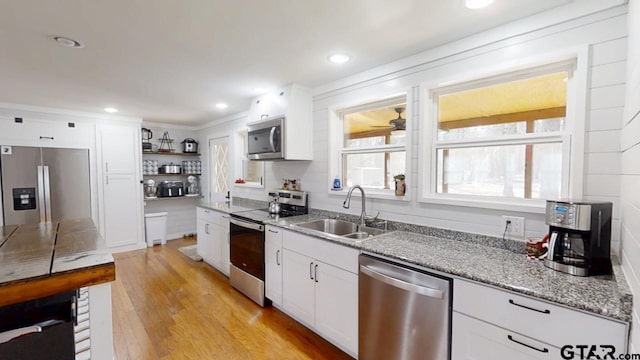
[0,319,62,344]
[230,218,264,232]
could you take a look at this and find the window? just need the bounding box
[234,130,264,187]
[337,95,408,194]
[426,63,573,203]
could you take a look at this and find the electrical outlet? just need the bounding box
[502,216,525,238]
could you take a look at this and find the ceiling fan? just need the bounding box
[372,107,406,131]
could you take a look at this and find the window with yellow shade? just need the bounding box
[427,62,574,202]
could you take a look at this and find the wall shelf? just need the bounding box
[143,152,201,156]
[143,173,202,176]
[144,195,202,201]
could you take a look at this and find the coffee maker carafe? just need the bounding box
[544,200,612,276]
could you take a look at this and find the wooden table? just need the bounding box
[0,219,115,307]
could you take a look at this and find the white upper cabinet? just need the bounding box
[100,126,139,174]
[0,115,94,149]
[248,84,313,160]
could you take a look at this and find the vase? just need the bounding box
[395,180,406,196]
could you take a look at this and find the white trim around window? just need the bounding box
[418,46,589,213]
[327,89,413,201]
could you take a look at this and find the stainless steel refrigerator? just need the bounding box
[0,145,91,225]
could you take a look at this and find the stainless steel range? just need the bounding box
[229,190,308,306]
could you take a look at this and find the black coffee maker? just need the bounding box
[544,200,612,276]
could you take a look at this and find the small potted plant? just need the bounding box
[393,174,406,196]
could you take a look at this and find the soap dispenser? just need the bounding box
[332,176,342,191]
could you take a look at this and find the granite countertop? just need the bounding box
[266,214,632,322]
[0,218,115,307]
[196,201,258,214]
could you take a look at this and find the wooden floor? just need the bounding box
[111,237,353,360]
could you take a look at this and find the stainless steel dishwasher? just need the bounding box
[359,254,452,360]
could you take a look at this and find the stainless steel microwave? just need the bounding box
[247,117,284,160]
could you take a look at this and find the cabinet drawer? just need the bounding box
[282,230,359,274]
[453,279,627,350]
[196,207,220,224]
[452,312,559,360]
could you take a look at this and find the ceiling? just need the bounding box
[0,0,573,125]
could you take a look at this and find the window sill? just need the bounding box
[420,194,546,214]
[234,182,264,189]
[328,188,410,202]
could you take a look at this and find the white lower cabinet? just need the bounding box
[283,249,316,324]
[219,215,230,275]
[265,226,284,306]
[280,229,359,357]
[313,259,358,353]
[452,279,629,359]
[196,207,230,276]
[452,312,558,360]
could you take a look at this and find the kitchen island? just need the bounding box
[0,218,115,359]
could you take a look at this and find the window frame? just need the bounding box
[328,91,412,201]
[233,129,264,189]
[419,51,588,213]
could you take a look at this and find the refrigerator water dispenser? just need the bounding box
[12,188,36,210]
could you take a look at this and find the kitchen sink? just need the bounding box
[292,219,389,241]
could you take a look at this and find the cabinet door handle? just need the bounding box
[314,264,318,283]
[106,175,109,185]
[507,335,549,353]
[39,136,54,140]
[268,229,279,234]
[105,162,109,173]
[276,250,280,266]
[309,262,314,280]
[508,299,550,314]
[205,223,209,234]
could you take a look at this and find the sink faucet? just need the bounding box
[343,185,379,226]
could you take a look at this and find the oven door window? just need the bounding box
[230,222,265,280]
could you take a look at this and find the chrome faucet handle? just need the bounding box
[364,211,380,221]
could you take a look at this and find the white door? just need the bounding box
[208,222,223,269]
[452,312,559,360]
[100,126,138,174]
[282,249,315,326]
[208,136,229,202]
[196,218,208,258]
[103,174,139,248]
[314,262,359,355]
[265,227,283,306]
[99,124,142,250]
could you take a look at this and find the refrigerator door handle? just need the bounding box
[37,165,46,222]
[43,166,52,222]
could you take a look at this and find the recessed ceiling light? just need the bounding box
[53,36,84,48]
[216,103,228,109]
[328,53,350,64]
[104,107,118,113]
[465,0,493,9]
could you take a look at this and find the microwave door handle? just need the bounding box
[269,127,277,152]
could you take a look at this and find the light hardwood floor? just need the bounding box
[111,237,353,360]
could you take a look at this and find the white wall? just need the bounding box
[199,4,628,248]
[620,0,640,352]
[312,6,626,245]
